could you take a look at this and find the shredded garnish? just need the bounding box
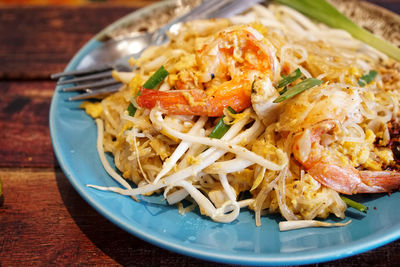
[279,220,352,231]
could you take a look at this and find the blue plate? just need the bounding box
[50,2,400,265]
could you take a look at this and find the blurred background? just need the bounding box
[0,0,156,5]
[0,0,397,13]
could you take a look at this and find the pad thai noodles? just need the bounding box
[81,3,400,230]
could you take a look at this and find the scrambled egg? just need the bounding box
[336,129,394,170]
[286,173,344,219]
[149,136,171,160]
[80,101,103,118]
[231,168,254,194]
[128,74,143,95]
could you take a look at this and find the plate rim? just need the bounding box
[49,1,400,265]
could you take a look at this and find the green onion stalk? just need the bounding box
[274,78,323,103]
[275,0,400,62]
[341,195,368,213]
[209,107,237,139]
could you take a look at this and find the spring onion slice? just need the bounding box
[209,107,237,139]
[132,66,169,114]
[275,0,400,62]
[127,102,137,116]
[142,66,169,89]
[273,78,322,103]
[358,70,378,87]
[277,68,302,89]
[341,196,368,213]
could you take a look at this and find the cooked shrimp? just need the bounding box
[292,121,400,195]
[251,76,282,126]
[277,83,362,133]
[137,25,278,117]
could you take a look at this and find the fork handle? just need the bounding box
[152,0,234,45]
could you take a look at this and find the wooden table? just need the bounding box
[0,1,399,266]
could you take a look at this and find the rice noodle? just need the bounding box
[153,110,286,171]
[93,119,133,190]
[84,2,400,230]
[153,116,207,184]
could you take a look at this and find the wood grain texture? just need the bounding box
[0,6,137,79]
[0,81,55,167]
[0,169,228,266]
[1,169,399,266]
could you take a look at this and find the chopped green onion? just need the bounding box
[134,66,169,112]
[275,0,400,62]
[127,102,137,116]
[142,66,169,89]
[277,68,302,89]
[209,119,230,139]
[273,78,322,103]
[341,196,368,213]
[209,107,236,139]
[358,70,378,87]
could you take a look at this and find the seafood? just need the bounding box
[276,83,363,133]
[250,76,282,126]
[137,25,278,117]
[292,119,400,195]
[83,2,400,229]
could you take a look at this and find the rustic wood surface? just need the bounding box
[0,1,399,266]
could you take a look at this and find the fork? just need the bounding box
[51,0,262,101]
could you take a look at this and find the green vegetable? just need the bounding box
[275,0,400,62]
[279,86,288,95]
[127,102,137,116]
[277,68,302,89]
[273,78,323,103]
[358,70,378,87]
[341,196,368,213]
[133,66,169,114]
[209,107,236,139]
[142,66,169,89]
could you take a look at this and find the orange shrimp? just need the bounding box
[137,77,252,116]
[136,25,277,117]
[292,121,400,195]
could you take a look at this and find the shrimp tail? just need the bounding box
[307,163,361,195]
[293,121,400,195]
[358,171,400,193]
[307,164,400,194]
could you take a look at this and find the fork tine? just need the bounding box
[62,78,120,92]
[51,64,112,79]
[68,85,120,101]
[57,70,113,85]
